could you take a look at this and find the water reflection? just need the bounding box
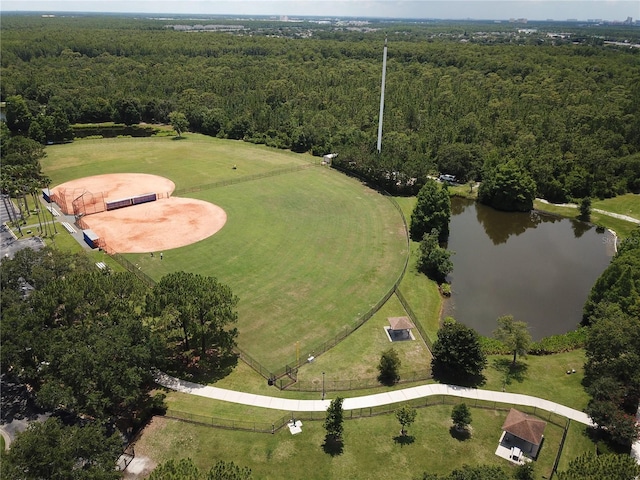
[443,197,612,340]
[571,219,593,239]
[476,202,560,245]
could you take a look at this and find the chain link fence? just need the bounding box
[164,394,570,432]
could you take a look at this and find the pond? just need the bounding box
[442,197,614,340]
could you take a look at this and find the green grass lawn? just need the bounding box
[592,193,640,221]
[392,195,443,340]
[557,420,597,472]
[41,136,601,477]
[136,403,577,480]
[294,293,432,390]
[483,350,590,412]
[42,135,408,372]
[160,349,589,429]
[42,134,317,191]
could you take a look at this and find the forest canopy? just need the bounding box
[1,15,639,200]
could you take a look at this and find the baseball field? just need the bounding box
[42,134,409,372]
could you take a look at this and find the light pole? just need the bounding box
[322,372,325,400]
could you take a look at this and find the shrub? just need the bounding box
[482,328,588,356]
[377,348,401,386]
[528,328,588,354]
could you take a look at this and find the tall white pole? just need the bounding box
[377,37,388,154]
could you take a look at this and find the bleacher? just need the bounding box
[61,222,77,234]
[46,205,60,216]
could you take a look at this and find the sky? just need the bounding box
[2,1,639,22]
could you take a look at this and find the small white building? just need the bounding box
[322,153,338,165]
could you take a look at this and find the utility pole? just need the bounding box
[377,36,388,154]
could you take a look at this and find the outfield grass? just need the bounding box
[42,134,317,191]
[42,135,408,371]
[136,403,576,480]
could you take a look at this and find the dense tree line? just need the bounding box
[1,417,123,480]
[580,228,640,446]
[0,247,240,475]
[583,228,640,324]
[1,249,239,418]
[2,15,639,199]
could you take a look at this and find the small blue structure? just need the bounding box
[83,229,100,248]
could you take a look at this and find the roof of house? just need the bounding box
[502,408,547,446]
[388,316,415,330]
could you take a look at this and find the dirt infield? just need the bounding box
[52,174,227,253]
[52,173,175,215]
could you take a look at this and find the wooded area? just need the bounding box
[2,15,639,200]
[1,14,639,474]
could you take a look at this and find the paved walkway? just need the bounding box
[0,426,11,450]
[157,373,640,465]
[155,372,594,426]
[536,198,640,225]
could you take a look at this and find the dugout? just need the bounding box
[42,188,52,202]
[132,193,157,205]
[106,197,134,211]
[83,229,100,249]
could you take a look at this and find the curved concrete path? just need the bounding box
[155,372,594,426]
[536,199,640,225]
[0,426,11,450]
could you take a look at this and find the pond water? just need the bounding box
[442,197,614,340]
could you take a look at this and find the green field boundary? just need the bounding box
[283,369,432,392]
[164,410,287,434]
[395,288,434,351]
[111,252,157,288]
[550,419,571,480]
[259,174,412,388]
[173,163,317,196]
